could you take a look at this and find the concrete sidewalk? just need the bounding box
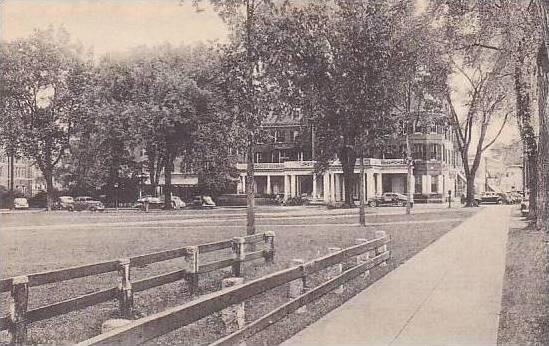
[283,206,511,346]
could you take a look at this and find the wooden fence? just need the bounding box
[76,232,390,346]
[0,232,275,345]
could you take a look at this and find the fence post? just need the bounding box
[355,239,371,278]
[8,276,28,345]
[232,237,246,277]
[264,231,276,264]
[221,277,245,333]
[117,258,133,319]
[328,247,344,294]
[288,259,307,314]
[375,231,388,267]
[184,246,199,295]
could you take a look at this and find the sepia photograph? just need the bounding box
[0,0,548,345]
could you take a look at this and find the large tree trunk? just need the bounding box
[537,29,549,231]
[246,141,256,235]
[163,154,174,210]
[515,45,538,219]
[338,145,356,208]
[465,172,476,207]
[45,169,54,211]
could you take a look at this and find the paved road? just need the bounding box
[283,206,511,346]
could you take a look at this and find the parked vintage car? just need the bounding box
[189,195,216,209]
[52,196,75,211]
[135,195,186,210]
[13,197,29,210]
[480,192,504,204]
[368,192,412,207]
[506,191,522,204]
[74,196,105,212]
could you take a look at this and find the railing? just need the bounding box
[77,232,390,346]
[0,232,276,345]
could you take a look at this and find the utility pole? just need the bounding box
[359,151,366,226]
[406,132,413,215]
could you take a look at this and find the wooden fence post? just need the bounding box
[221,277,245,333]
[355,239,371,278]
[288,259,307,314]
[117,258,133,319]
[232,237,246,277]
[375,231,388,267]
[328,247,344,294]
[264,231,275,264]
[184,246,199,295]
[8,276,28,345]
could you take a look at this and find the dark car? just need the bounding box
[74,196,105,212]
[368,192,412,207]
[52,196,75,211]
[480,192,504,204]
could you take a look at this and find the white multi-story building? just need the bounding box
[235,113,466,204]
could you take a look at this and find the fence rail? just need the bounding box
[77,233,390,346]
[0,232,276,345]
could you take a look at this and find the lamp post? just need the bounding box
[114,182,119,211]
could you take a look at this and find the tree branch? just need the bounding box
[481,111,511,152]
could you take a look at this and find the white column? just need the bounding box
[284,175,290,199]
[438,175,444,194]
[290,175,297,197]
[376,173,383,196]
[410,175,416,194]
[323,174,330,203]
[266,175,271,195]
[242,176,247,193]
[330,173,336,202]
[425,175,432,193]
[312,173,317,200]
[366,172,375,200]
[334,174,341,202]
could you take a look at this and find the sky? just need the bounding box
[0,0,228,56]
[0,0,517,147]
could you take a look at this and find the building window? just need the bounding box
[415,175,422,193]
[292,130,299,142]
[274,130,283,143]
[254,152,262,163]
[431,175,439,193]
[297,151,304,161]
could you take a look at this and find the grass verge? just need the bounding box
[497,209,549,346]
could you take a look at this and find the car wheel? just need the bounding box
[90,206,97,212]
[368,200,377,207]
[473,200,479,207]
[67,206,74,212]
[399,201,406,207]
[497,200,503,205]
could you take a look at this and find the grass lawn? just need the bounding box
[497,209,549,346]
[0,207,478,345]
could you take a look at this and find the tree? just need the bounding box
[0,28,88,209]
[59,55,139,198]
[247,1,409,208]
[129,44,227,209]
[189,0,274,235]
[535,0,549,232]
[431,3,515,207]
